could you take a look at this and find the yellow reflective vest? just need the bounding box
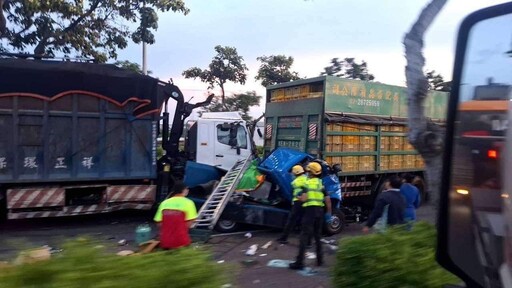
[291,174,308,202]
[302,177,325,207]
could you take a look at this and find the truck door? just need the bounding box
[214,122,251,170]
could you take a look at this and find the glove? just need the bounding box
[324,213,333,224]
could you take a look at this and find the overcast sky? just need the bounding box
[116,0,509,117]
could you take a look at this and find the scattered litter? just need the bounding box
[241,259,258,267]
[245,244,258,256]
[297,267,318,277]
[43,245,62,254]
[252,280,261,284]
[14,247,51,265]
[306,252,316,259]
[220,284,232,288]
[217,260,225,264]
[117,250,134,256]
[328,244,338,251]
[261,241,272,249]
[320,239,336,245]
[118,239,127,246]
[259,254,267,257]
[244,232,252,239]
[267,259,292,268]
[94,245,105,249]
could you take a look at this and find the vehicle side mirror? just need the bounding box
[438,3,512,287]
[257,128,263,138]
[228,124,238,148]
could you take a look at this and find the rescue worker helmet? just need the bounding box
[291,165,305,175]
[306,162,322,176]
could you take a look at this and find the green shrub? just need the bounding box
[0,239,228,288]
[256,146,264,157]
[333,222,460,288]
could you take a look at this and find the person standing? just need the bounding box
[154,182,198,249]
[362,175,406,233]
[289,162,332,270]
[277,165,308,244]
[400,173,421,223]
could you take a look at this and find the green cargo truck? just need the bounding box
[264,76,448,220]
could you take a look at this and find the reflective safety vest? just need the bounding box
[303,177,325,207]
[291,174,308,202]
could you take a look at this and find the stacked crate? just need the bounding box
[270,89,285,102]
[359,156,375,171]
[379,156,390,171]
[403,155,416,169]
[270,85,323,102]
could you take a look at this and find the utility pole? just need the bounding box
[142,0,148,75]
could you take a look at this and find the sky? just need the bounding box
[115,0,510,118]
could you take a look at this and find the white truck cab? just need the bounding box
[185,112,252,171]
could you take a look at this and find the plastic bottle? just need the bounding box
[135,224,152,245]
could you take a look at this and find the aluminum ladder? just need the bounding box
[191,155,253,230]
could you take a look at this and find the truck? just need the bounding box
[0,57,252,221]
[263,76,448,221]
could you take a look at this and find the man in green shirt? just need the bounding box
[154,182,198,248]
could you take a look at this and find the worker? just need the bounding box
[289,162,332,270]
[277,165,308,244]
[323,163,343,209]
[400,173,421,224]
[362,175,406,233]
[153,182,198,249]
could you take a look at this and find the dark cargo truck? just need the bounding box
[0,58,212,220]
[264,76,448,219]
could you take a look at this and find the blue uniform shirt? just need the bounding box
[399,183,421,221]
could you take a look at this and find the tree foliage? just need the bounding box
[0,0,189,62]
[114,60,152,75]
[321,57,375,81]
[255,54,300,87]
[426,70,451,92]
[203,91,261,121]
[183,45,248,104]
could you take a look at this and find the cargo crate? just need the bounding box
[380,137,390,151]
[292,87,301,100]
[300,85,310,97]
[389,136,405,151]
[341,156,358,172]
[403,155,416,169]
[403,142,415,151]
[284,88,293,101]
[326,123,334,132]
[308,92,323,98]
[389,155,403,170]
[359,136,376,151]
[358,124,376,132]
[380,155,390,171]
[358,156,376,171]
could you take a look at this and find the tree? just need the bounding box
[202,91,261,121]
[404,0,447,208]
[114,60,152,75]
[0,1,189,62]
[255,55,300,87]
[321,57,375,81]
[426,70,451,92]
[183,45,248,105]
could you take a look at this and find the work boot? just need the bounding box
[277,236,288,244]
[288,261,304,270]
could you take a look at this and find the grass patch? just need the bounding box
[0,239,229,288]
[333,222,460,288]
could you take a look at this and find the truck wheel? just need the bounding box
[324,209,345,235]
[214,219,239,233]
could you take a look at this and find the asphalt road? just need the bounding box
[0,204,438,288]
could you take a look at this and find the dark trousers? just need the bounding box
[280,201,304,239]
[295,206,324,265]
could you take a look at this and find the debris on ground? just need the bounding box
[245,244,258,256]
[14,247,51,265]
[261,241,272,249]
[117,250,134,256]
[241,259,258,267]
[117,239,127,246]
[297,267,318,277]
[217,260,225,264]
[259,254,267,257]
[320,239,337,245]
[220,284,233,288]
[244,232,252,239]
[43,245,63,254]
[252,280,261,284]
[267,259,292,268]
[306,252,316,259]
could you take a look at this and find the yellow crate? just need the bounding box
[379,156,390,171]
[341,156,358,172]
[284,88,293,101]
[403,142,415,151]
[360,143,376,152]
[292,87,301,99]
[326,123,334,132]
[308,92,323,98]
[389,155,403,170]
[358,156,376,171]
[357,124,376,132]
[342,136,360,144]
[300,85,310,96]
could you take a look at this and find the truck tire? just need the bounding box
[214,219,239,233]
[324,208,345,235]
